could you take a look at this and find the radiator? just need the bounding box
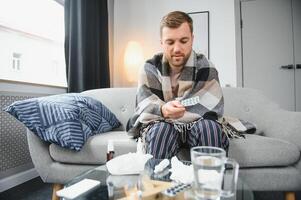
[0,93,40,179]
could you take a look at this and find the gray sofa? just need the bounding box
[27,87,301,196]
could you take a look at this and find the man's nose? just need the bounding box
[173,42,182,53]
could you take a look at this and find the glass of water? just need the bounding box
[190,146,239,200]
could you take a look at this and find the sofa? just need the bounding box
[26,87,301,199]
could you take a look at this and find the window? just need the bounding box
[0,0,67,87]
[12,52,22,71]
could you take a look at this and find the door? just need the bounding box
[293,0,301,111]
[241,0,295,111]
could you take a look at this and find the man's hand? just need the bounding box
[161,100,186,119]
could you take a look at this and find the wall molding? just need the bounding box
[0,80,66,94]
[0,168,38,192]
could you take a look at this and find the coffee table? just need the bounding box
[61,159,254,200]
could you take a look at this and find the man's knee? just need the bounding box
[189,119,224,147]
[146,122,175,139]
[145,122,179,158]
[194,119,222,133]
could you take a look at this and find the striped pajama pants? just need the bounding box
[144,119,229,159]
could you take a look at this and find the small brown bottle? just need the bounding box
[106,140,114,161]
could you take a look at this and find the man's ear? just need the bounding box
[191,34,194,43]
[160,39,164,49]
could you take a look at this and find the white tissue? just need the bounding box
[106,152,153,175]
[169,156,194,184]
[106,175,139,188]
[154,159,170,174]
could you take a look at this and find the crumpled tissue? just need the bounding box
[106,175,139,187]
[169,156,194,184]
[106,152,153,175]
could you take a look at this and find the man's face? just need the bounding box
[161,22,193,69]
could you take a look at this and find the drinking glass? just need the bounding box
[190,146,239,200]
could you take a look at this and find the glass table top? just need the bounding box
[62,158,254,200]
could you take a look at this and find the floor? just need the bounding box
[0,177,52,200]
[0,177,300,200]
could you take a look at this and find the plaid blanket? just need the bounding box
[127,51,256,138]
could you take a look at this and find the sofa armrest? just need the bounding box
[261,108,301,151]
[265,109,301,176]
[27,129,94,184]
[26,129,53,182]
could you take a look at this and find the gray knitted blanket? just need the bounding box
[127,51,256,138]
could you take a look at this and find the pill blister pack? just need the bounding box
[180,96,200,107]
[161,183,192,197]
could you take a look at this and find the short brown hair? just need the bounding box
[160,11,193,36]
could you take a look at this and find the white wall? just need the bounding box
[113,0,237,87]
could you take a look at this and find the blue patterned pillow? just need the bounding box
[4,93,120,151]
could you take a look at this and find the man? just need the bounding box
[127,11,229,159]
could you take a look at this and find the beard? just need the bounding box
[166,50,191,68]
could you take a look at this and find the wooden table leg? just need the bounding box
[52,183,63,200]
[285,192,295,200]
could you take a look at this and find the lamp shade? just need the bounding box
[124,41,144,83]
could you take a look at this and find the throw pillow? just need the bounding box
[4,93,120,151]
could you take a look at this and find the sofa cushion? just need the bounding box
[5,93,121,151]
[176,134,300,168]
[50,132,300,168]
[229,134,300,168]
[49,131,137,164]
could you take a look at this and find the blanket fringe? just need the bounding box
[137,118,245,153]
[173,121,197,143]
[218,118,245,139]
